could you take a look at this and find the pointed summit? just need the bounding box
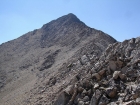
[54,13,81,24]
[42,13,83,30]
[62,13,81,22]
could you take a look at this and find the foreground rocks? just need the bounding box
[54,37,140,105]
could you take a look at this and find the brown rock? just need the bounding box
[92,73,101,81]
[106,87,117,98]
[121,66,128,74]
[116,59,124,68]
[119,74,127,80]
[98,69,106,77]
[78,87,84,93]
[82,79,92,89]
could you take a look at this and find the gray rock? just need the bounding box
[64,85,74,95]
[90,89,102,105]
[99,94,109,105]
[90,95,97,105]
[83,96,90,102]
[113,71,121,79]
[122,100,135,105]
[54,92,70,105]
[109,61,117,71]
[94,83,100,89]
[136,98,140,103]
[81,55,90,65]
[78,101,84,105]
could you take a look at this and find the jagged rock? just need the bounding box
[90,89,102,105]
[99,94,109,105]
[82,89,87,96]
[90,95,97,105]
[94,83,100,89]
[74,94,81,104]
[64,85,74,95]
[113,71,121,79]
[67,84,78,105]
[87,89,92,96]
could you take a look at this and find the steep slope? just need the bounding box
[0,13,116,105]
[52,37,140,105]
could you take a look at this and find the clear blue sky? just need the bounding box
[0,0,140,44]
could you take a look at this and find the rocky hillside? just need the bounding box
[52,37,140,105]
[0,13,116,105]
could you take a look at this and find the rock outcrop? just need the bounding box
[53,37,140,105]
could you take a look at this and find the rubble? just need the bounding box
[53,37,140,105]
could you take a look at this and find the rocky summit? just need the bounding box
[0,13,139,105]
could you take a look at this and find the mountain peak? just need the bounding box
[65,13,78,19]
[57,13,81,23]
[42,13,82,30]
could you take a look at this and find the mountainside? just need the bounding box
[0,13,117,105]
[52,37,140,105]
